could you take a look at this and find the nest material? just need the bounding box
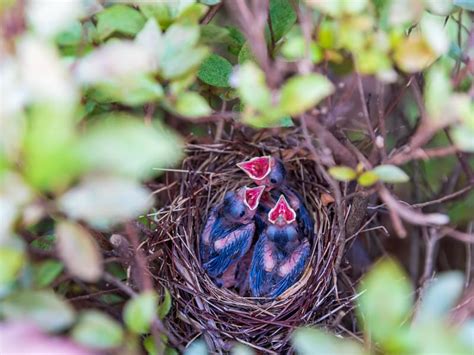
[149,132,355,353]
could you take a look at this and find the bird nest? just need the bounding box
[148,131,355,353]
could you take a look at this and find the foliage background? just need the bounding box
[0,0,473,354]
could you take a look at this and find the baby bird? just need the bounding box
[200,185,265,283]
[237,156,314,240]
[249,195,310,299]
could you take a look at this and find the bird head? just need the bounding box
[237,156,286,191]
[268,195,296,227]
[223,185,265,223]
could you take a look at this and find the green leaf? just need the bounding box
[91,75,164,106]
[416,271,464,323]
[372,165,409,183]
[198,54,233,87]
[267,0,297,42]
[72,311,124,349]
[23,105,83,192]
[96,5,146,40]
[237,42,255,64]
[453,0,474,11]
[234,62,271,111]
[424,65,452,122]
[56,20,82,46]
[231,344,255,355]
[158,288,172,320]
[292,327,365,355]
[77,115,183,180]
[175,92,212,118]
[31,235,56,252]
[58,176,154,230]
[328,166,357,182]
[279,74,334,116]
[56,221,103,282]
[34,260,64,288]
[124,291,157,334]
[357,258,413,345]
[184,339,208,355]
[0,246,24,286]
[451,125,474,152]
[357,171,379,187]
[200,0,221,5]
[0,290,75,332]
[160,23,207,79]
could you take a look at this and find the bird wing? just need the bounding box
[249,234,276,297]
[199,207,218,263]
[203,223,255,278]
[270,239,310,298]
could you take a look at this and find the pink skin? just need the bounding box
[237,157,275,191]
[268,195,296,225]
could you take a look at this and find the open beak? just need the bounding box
[244,185,266,210]
[237,156,272,181]
[268,195,297,224]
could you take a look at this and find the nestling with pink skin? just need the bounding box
[249,195,310,299]
[200,185,266,287]
[237,156,314,240]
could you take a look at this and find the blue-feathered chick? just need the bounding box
[200,185,265,284]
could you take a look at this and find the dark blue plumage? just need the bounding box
[200,186,265,285]
[249,195,310,299]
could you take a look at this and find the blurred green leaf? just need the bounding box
[158,288,172,320]
[328,166,357,181]
[415,272,464,323]
[55,20,82,47]
[357,259,413,345]
[234,62,271,111]
[200,24,230,45]
[281,35,323,63]
[0,290,75,332]
[30,235,56,252]
[77,116,183,180]
[414,322,472,355]
[454,0,474,11]
[58,176,154,230]
[237,42,255,64]
[198,54,233,87]
[175,92,212,118]
[451,126,474,152]
[394,34,437,73]
[279,74,334,116]
[357,171,379,187]
[96,5,146,40]
[231,344,255,355]
[184,339,208,355]
[124,290,157,334]
[306,0,368,16]
[72,310,124,349]
[200,0,221,5]
[56,221,103,282]
[0,246,24,286]
[23,105,83,192]
[373,165,409,183]
[292,327,365,355]
[91,75,164,106]
[267,0,297,42]
[34,260,64,288]
[160,23,208,79]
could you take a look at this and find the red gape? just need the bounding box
[268,195,296,224]
[237,156,272,180]
[244,185,265,210]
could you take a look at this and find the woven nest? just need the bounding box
[149,131,355,353]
